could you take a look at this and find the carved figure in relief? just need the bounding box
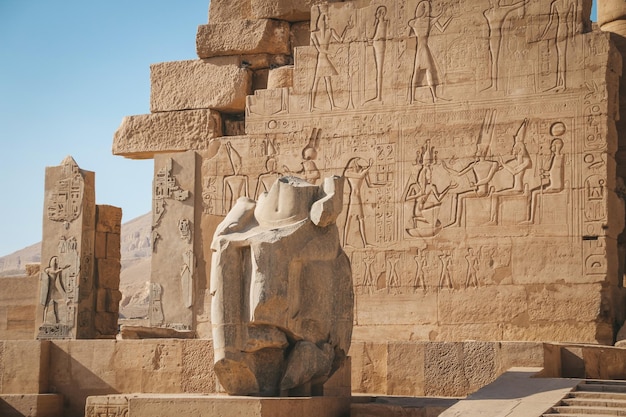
[223,142,249,213]
[255,138,280,199]
[342,157,384,247]
[464,248,479,288]
[210,176,352,396]
[483,0,528,91]
[413,250,427,290]
[408,0,452,103]
[283,128,321,184]
[405,142,457,237]
[523,123,566,223]
[41,256,71,324]
[489,118,531,224]
[438,250,453,289]
[366,6,389,103]
[538,0,574,92]
[310,6,353,111]
[442,110,499,227]
[180,250,195,309]
[363,252,377,294]
[387,253,401,291]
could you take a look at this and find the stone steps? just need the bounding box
[543,380,626,416]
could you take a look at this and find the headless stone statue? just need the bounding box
[210,176,353,396]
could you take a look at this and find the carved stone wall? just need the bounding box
[114,0,626,345]
[210,0,624,344]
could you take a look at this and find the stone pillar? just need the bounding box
[36,156,96,339]
[149,151,199,334]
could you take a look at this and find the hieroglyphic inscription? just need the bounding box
[47,158,84,225]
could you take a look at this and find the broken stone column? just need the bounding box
[210,176,353,396]
[36,156,97,339]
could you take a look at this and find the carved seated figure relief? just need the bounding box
[210,175,353,396]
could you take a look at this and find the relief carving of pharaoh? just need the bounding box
[210,175,353,396]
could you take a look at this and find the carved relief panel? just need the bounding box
[150,152,198,332]
[37,157,96,339]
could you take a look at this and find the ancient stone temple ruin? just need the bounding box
[6,0,626,416]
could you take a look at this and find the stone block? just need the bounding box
[267,66,293,89]
[350,342,387,394]
[526,283,604,323]
[253,68,269,91]
[96,205,122,234]
[25,264,41,277]
[1,341,49,394]
[0,394,63,417]
[251,0,343,22]
[85,395,130,417]
[113,110,222,159]
[150,59,252,113]
[95,232,107,260]
[95,312,118,337]
[386,343,425,396]
[290,21,310,52]
[196,19,290,59]
[208,0,251,22]
[181,340,217,393]
[97,259,121,289]
[7,305,36,331]
[424,343,469,397]
[105,233,121,260]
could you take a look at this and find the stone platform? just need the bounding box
[85,394,350,417]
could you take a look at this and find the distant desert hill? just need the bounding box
[0,212,152,319]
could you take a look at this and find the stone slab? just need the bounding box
[438,368,580,417]
[196,19,290,59]
[150,59,252,113]
[112,110,222,159]
[0,276,38,340]
[0,394,63,417]
[125,395,350,417]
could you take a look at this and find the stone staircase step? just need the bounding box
[577,381,626,394]
[571,392,626,401]
[549,405,626,415]
[561,397,626,408]
[541,413,624,417]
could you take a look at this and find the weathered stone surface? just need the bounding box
[96,205,122,234]
[150,59,252,113]
[0,276,38,340]
[113,110,222,159]
[210,176,352,396]
[196,19,290,59]
[267,65,294,89]
[0,341,49,394]
[251,0,343,22]
[208,0,251,23]
[0,394,63,417]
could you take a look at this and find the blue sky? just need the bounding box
[0,1,600,257]
[0,1,208,256]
